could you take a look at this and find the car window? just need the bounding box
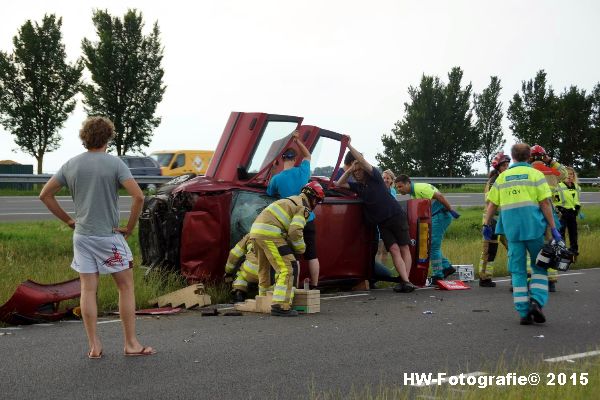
[310,136,342,178]
[143,158,157,168]
[173,153,185,169]
[230,191,275,245]
[247,121,298,174]
[151,153,175,167]
[129,158,145,168]
[119,158,130,167]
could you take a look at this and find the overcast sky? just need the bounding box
[1,0,599,173]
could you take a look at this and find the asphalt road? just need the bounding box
[1,269,598,399]
[2,192,600,222]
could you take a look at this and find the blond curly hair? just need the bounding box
[79,116,115,149]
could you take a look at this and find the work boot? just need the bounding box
[271,304,298,317]
[528,299,546,323]
[520,314,533,325]
[393,281,415,293]
[548,281,556,293]
[479,279,496,288]
[443,266,456,279]
[232,290,246,303]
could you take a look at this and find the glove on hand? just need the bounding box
[449,210,460,219]
[482,225,493,241]
[551,227,563,242]
[578,211,585,220]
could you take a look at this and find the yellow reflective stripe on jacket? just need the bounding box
[250,223,282,237]
[555,182,580,209]
[241,259,258,275]
[266,202,292,227]
[487,165,551,207]
[290,215,306,229]
[291,238,306,253]
[231,244,244,258]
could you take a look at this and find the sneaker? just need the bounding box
[271,304,298,317]
[528,299,546,323]
[548,281,556,293]
[443,266,456,279]
[520,314,533,325]
[232,290,246,303]
[393,281,415,293]
[479,279,496,288]
[429,276,442,287]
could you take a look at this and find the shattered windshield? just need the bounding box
[150,153,174,167]
[247,121,298,174]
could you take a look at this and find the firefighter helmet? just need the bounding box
[301,181,325,204]
[530,144,547,161]
[491,152,511,170]
[535,240,575,272]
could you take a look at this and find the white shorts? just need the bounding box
[71,233,133,275]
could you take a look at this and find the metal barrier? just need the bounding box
[1,174,598,185]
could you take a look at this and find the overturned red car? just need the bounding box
[139,112,432,287]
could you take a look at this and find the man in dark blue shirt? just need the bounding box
[335,137,415,292]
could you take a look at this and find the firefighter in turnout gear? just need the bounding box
[529,144,567,292]
[484,143,563,325]
[250,181,325,317]
[554,166,581,255]
[478,152,511,287]
[224,234,261,303]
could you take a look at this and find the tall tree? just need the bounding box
[474,76,505,173]
[554,86,592,169]
[81,9,165,155]
[0,15,82,173]
[377,67,478,177]
[587,83,600,176]
[507,70,559,158]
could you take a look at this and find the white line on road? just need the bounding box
[544,350,600,363]
[321,293,370,300]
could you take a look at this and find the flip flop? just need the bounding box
[88,350,103,359]
[124,346,156,356]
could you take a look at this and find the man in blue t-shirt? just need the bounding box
[267,130,320,287]
[334,137,415,293]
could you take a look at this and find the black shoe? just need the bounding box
[443,266,456,279]
[479,279,496,288]
[548,281,556,293]
[429,277,442,287]
[509,285,513,292]
[393,281,415,293]
[271,304,298,317]
[520,314,533,325]
[232,290,246,303]
[528,299,546,323]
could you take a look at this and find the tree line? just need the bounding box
[0,10,165,173]
[377,68,600,177]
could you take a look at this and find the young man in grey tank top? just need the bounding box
[40,116,155,358]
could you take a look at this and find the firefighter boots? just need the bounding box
[271,304,298,317]
[232,290,246,303]
[548,281,556,292]
[528,299,546,323]
[479,278,496,288]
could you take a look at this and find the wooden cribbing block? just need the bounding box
[292,289,320,312]
[234,292,273,314]
[234,299,256,312]
[149,284,211,309]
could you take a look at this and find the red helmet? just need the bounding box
[491,152,511,170]
[531,145,546,157]
[301,181,325,203]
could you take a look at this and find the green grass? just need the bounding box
[439,184,600,193]
[309,355,600,399]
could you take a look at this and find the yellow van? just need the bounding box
[149,150,214,177]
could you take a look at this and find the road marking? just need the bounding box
[321,293,370,300]
[493,271,587,284]
[98,319,122,325]
[544,350,600,363]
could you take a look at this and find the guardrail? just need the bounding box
[0,174,598,185]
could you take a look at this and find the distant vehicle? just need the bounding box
[139,112,433,288]
[149,150,214,177]
[118,155,162,189]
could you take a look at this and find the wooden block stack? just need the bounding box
[292,289,320,313]
[149,284,211,309]
[234,292,273,313]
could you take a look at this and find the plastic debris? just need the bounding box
[0,332,13,336]
[422,311,434,315]
[534,335,545,338]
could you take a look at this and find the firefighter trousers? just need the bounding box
[479,231,508,280]
[232,261,259,293]
[253,237,296,310]
[508,236,548,318]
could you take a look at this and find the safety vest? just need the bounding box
[249,194,310,254]
[553,182,581,210]
[486,162,552,241]
[411,182,444,215]
[225,234,259,276]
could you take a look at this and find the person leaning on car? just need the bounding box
[334,136,415,293]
